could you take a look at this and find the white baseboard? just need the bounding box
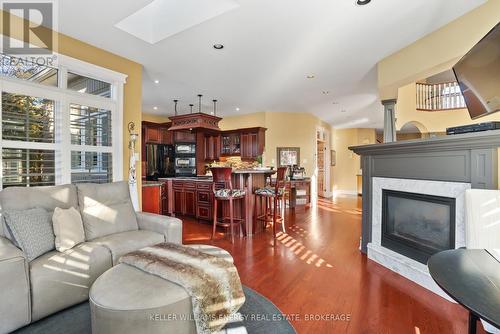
[333,190,358,197]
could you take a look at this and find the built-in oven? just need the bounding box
[175,157,196,177]
[175,157,195,168]
[175,143,196,155]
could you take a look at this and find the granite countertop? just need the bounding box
[142,181,164,187]
[232,169,276,174]
[158,177,213,182]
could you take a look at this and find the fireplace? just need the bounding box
[381,190,456,264]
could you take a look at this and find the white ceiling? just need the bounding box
[57,0,485,128]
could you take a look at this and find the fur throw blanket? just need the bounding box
[119,243,245,333]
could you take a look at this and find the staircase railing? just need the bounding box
[416,82,466,111]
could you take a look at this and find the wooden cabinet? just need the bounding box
[204,134,221,161]
[184,189,196,216]
[160,127,173,145]
[286,179,312,208]
[174,131,196,143]
[221,133,240,156]
[241,133,258,159]
[196,182,212,220]
[172,181,197,216]
[170,180,215,221]
[240,128,265,159]
[145,127,160,143]
[142,122,173,145]
[142,184,163,214]
[161,183,168,215]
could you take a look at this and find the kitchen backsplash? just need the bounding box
[205,156,259,174]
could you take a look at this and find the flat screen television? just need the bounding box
[453,22,500,119]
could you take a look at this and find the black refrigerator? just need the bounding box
[145,144,175,180]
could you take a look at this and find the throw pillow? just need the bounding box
[4,208,55,261]
[52,207,85,252]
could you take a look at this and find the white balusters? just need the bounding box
[416,81,466,111]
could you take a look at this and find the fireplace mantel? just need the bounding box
[349,130,500,253]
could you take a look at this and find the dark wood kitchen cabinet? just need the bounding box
[145,127,160,143]
[142,183,169,215]
[221,132,241,156]
[196,182,212,221]
[240,128,266,159]
[160,127,173,145]
[172,181,196,216]
[204,134,221,161]
[168,180,216,221]
[142,121,173,145]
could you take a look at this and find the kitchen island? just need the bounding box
[155,169,276,236]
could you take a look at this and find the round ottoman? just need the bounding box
[89,244,233,334]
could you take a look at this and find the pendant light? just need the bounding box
[173,99,178,116]
[198,94,203,114]
[212,100,217,116]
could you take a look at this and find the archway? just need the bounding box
[397,121,428,141]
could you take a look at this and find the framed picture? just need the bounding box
[331,150,336,166]
[277,147,300,167]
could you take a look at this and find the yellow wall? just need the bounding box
[1,11,143,200]
[220,112,328,178]
[142,113,171,123]
[331,128,376,194]
[378,0,500,100]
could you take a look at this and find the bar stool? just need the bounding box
[255,167,288,239]
[211,167,246,243]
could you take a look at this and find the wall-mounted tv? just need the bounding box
[453,22,500,119]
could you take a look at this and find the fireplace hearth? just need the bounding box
[382,190,456,264]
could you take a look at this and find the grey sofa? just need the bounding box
[0,181,182,334]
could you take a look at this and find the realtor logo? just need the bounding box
[2,1,55,55]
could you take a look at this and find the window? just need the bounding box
[0,54,58,87]
[2,92,55,143]
[2,148,56,187]
[70,104,111,146]
[71,151,112,184]
[67,72,111,98]
[0,53,126,189]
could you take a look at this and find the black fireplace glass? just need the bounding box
[382,190,455,264]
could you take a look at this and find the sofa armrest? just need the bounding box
[0,237,31,333]
[136,212,183,244]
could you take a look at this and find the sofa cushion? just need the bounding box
[52,207,86,252]
[0,184,78,240]
[4,208,55,262]
[92,230,165,265]
[29,242,112,321]
[77,182,138,240]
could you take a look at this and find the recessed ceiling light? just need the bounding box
[355,0,371,6]
[307,75,315,79]
[153,106,158,110]
[236,107,240,111]
[213,44,224,50]
[154,80,160,84]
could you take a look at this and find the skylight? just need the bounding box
[115,0,240,44]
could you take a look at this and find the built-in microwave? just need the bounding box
[175,143,196,155]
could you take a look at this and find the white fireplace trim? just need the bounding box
[369,177,471,300]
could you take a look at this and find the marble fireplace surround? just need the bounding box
[369,177,471,299]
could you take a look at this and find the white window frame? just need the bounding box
[0,52,127,188]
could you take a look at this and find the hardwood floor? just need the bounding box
[182,196,487,334]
